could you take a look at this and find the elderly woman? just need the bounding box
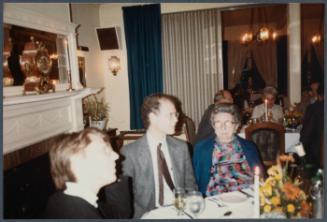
[193,103,264,196]
[44,128,131,218]
[251,86,283,123]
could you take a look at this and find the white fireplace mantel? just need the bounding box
[3,4,96,156]
[3,88,98,155]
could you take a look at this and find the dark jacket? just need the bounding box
[195,104,215,144]
[44,192,102,219]
[44,176,132,219]
[193,135,264,195]
[300,100,324,167]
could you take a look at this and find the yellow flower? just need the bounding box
[274,174,282,180]
[287,204,295,213]
[265,177,277,186]
[261,184,272,196]
[263,204,272,213]
[259,193,266,206]
[270,196,281,206]
[267,165,283,179]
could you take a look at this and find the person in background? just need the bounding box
[251,86,283,123]
[193,103,264,196]
[300,84,324,169]
[121,93,197,218]
[44,128,132,219]
[296,80,321,114]
[195,90,234,144]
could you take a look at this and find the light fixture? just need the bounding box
[108,56,121,76]
[241,32,253,44]
[241,27,276,45]
[258,27,269,41]
[312,34,321,44]
[272,32,278,40]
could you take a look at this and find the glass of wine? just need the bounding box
[174,187,186,216]
[186,191,205,218]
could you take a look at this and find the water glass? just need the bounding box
[187,191,205,218]
[174,187,186,216]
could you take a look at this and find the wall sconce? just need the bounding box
[108,56,121,76]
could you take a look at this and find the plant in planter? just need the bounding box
[83,89,109,130]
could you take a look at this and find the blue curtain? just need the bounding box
[123,4,163,129]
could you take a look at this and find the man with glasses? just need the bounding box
[121,93,197,218]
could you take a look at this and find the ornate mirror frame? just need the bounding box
[3,4,82,97]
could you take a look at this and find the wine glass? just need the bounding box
[174,187,186,216]
[187,191,205,218]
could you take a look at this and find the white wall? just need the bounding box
[71,4,104,90]
[98,3,246,131]
[4,3,70,22]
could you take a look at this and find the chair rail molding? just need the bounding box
[3,88,99,155]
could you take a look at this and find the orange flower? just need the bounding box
[300,201,311,217]
[279,154,295,163]
[282,182,301,201]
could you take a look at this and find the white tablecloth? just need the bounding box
[238,130,300,153]
[141,188,256,219]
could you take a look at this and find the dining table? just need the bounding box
[141,187,257,219]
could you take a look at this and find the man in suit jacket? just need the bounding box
[121,93,198,218]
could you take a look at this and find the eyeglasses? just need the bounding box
[213,120,236,129]
[166,112,180,120]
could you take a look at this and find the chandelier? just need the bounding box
[241,27,277,44]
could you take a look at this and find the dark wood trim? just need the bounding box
[3,136,59,171]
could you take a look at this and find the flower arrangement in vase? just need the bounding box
[259,154,312,218]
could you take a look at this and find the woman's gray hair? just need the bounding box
[210,103,241,125]
[263,86,278,97]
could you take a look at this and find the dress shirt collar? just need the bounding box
[64,182,98,208]
[146,131,167,150]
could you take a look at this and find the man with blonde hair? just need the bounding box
[44,128,131,219]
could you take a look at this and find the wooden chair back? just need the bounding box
[116,130,146,149]
[174,116,196,145]
[245,122,285,167]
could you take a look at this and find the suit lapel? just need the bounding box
[137,136,156,209]
[167,137,183,188]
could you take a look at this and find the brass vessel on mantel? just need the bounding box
[20,36,55,94]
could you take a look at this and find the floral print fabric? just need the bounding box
[206,137,254,196]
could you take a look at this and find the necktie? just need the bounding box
[157,143,175,206]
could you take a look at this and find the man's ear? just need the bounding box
[148,112,157,124]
